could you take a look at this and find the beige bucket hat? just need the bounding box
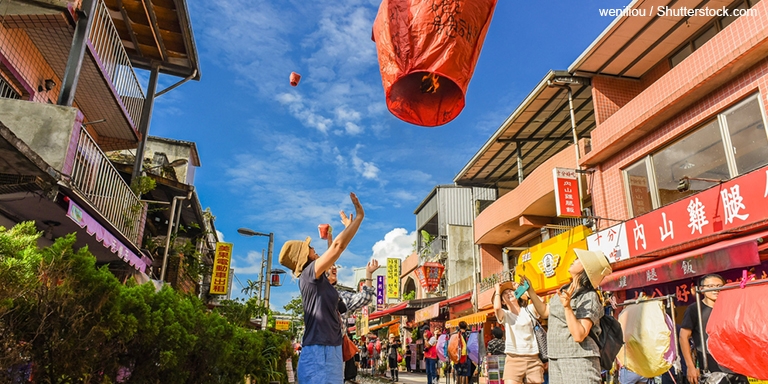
[279,236,312,278]
[574,248,612,288]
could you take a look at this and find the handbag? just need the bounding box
[342,333,359,362]
[525,306,548,362]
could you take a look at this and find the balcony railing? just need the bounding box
[89,0,145,127]
[478,270,516,292]
[71,127,142,243]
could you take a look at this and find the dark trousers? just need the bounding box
[404,356,411,372]
[344,358,358,381]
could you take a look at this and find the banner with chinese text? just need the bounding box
[387,258,401,299]
[553,167,581,218]
[376,276,385,310]
[210,242,233,295]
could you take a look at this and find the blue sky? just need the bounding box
[144,0,627,311]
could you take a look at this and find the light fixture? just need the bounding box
[677,176,723,193]
[679,161,695,170]
[38,79,56,92]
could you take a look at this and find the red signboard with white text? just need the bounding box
[553,167,581,218]
[626,165,768,258]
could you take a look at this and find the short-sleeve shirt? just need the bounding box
[681,300,728,372]
[499,304,539,355]
[547,290,602,359]
[299,260,342,346]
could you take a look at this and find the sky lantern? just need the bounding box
[289,72,301,86]
[372,0,498,127]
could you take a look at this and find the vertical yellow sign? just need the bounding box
[210,242,233,295]
[387,258,401,299]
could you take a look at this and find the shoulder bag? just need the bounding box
[524,306,548,362]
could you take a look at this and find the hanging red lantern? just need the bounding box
[289,72,301,87]
[372,0,498,127]
[415,262,445,291]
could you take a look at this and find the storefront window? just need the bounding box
[623,93,767,215]
[722,95,768,175]
[653,120,728,206]
[624,160,653,216]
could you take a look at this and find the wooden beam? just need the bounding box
[140,0,167,61]
[115,0,142,56]
[518,215,553,228]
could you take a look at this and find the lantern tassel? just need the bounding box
[421,73,440,94]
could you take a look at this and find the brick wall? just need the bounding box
[592,58,768,222]
[583,0,768,166]
[480,244,503,279]
[591,61,669,124]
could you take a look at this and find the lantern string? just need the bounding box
[421,73,440,94]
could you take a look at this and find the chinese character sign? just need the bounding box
[387,258,401,299]
[210,242,233,295]
[586,222,631,263]
[627,165,768,257]
[553,168,581,218]
[376,276,385,309]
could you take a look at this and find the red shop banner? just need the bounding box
[553,167,581,218]
[626,165,768,257]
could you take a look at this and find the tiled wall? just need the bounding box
[585,0,768,165]
[591,58,768,224]
[480,243,503,279]
[587,0,768,226]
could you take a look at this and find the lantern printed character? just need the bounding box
[372,0,498,127]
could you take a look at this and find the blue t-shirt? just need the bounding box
[300,260,342,346]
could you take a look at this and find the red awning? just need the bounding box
[440,292,472,306]
[601,230,768,291]
[368,302,408,320]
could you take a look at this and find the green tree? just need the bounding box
[0,222,294,384]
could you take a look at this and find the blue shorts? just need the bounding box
[297,345,343,384]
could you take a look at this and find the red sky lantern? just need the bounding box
[372,0,498,127]
[289,72,301,87]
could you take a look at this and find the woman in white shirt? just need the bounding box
[493,281,544,384]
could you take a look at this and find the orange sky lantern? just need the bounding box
[372,0,498,127]
[289,72,301,86]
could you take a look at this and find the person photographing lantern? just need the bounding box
[525,249,612,384]
[493,280,543,384]
[279,192,364,384]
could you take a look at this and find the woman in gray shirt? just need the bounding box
[525,249,612,384]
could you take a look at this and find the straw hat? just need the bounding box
[279,236,313,277]
[574,248,612,288]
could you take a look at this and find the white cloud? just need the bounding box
[350,144,379,180]
[216,230,225,242]
[371,228,416,264]
[344,122,363,135]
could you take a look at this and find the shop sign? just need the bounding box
[625,260,768,306]
[415,302,441,323]
[627,165,768,257]
[376,276,385,310]
[275,320,290,331]
[515,225,591,294]
[387,258,401,299]
[360,306,369,337]
[210,242,233,295]
[587,222,632,263]
[603,241,760,292]
[553,167,581,218]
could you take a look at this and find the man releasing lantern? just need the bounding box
[372,0,498,127]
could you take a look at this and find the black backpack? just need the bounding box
[589,313,624,372]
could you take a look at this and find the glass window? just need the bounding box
[693,25,718,50]
[721,1,747,28]
[624,161,654,216]
[670,44,693,68]
[652,120,728,206]
[723,95,768,174]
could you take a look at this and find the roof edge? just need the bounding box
[452,70,570,184]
